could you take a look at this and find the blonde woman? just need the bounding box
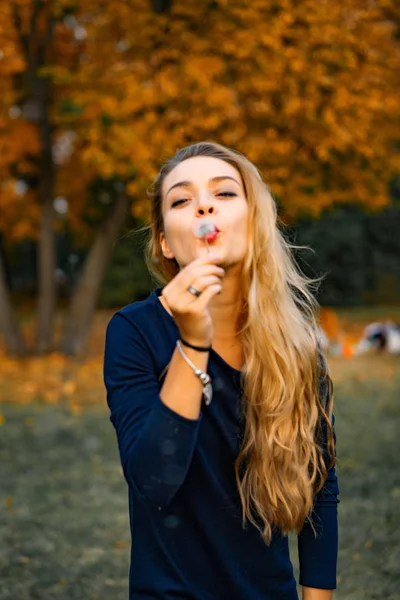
[103,142,339,600]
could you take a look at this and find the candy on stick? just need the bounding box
[193,219,218,255]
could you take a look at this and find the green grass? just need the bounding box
[290,357,400,600]
[0,404,129,600]
[1,357,400,599]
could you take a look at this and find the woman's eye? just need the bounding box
[171,198,188,207]
[171,192,236,207]
[217,191,237,198]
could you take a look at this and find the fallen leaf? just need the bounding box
[62,381,76,395]
[114,540,129,550]
[5,496,14,510]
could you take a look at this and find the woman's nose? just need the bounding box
[196,195,216,217]
[196,206,215,216]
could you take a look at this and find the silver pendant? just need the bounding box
[203,382,213,405]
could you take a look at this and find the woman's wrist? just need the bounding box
[176,340,213,405]
[179,337,212,352]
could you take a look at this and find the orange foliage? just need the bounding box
[319,308,340,342]
[0,0,399,241]
[0,348,104,411]
[1,308,398,412]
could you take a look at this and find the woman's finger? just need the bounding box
[190,283,223,311]
[186,275,223,295]
[179,263,225,290]
[165,265,224,305]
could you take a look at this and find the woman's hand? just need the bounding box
[161,254,225,347]
[302,587,333,600]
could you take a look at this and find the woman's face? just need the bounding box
[160,156,249,269]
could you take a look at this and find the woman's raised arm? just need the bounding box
[104,311,204,508]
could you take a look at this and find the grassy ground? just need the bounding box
[1,355,399,599]
[293,355,400,600]
[1,306,400,599]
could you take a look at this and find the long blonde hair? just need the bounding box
[142,141,336,543]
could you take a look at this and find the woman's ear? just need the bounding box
[159,231,175,259]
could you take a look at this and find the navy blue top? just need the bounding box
[103,287,340,600]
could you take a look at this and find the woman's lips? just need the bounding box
[193,220,221,243]
[205,231,220,243]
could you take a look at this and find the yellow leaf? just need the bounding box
[62,381,76,395]
[5,496,14,510]
[114,540,129,550]
[69,403,83,416]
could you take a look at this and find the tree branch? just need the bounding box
[30,0,42,43]
[11,3,30,60]
[37,12,57,66]
[152,0,172,13]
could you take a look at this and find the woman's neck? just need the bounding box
[209,274,243,340]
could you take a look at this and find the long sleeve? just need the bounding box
[103,311,203,507]
[297,410,340,589]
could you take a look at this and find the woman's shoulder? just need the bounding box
[108,288,161,327]
[104,287,177,376]
[106,287,175,348]
[119,287,160,317]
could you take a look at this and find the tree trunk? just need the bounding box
[152,0,172,12]
[9,0,57,353]
[0,234,12,288]
[0,252,27,357]
[36,196,56,353]
[59,191,131,356]
[11,1,57,354]
[35,83,56,354]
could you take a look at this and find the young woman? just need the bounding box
[103,142,340,600]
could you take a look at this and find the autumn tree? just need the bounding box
[0,0,399,356]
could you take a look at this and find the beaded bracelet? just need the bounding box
[176,340,213,405]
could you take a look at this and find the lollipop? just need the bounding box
[193,219,219,254]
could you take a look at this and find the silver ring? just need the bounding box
[187,285,201,297]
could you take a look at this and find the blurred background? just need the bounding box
[0,1,399,598]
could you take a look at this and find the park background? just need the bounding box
[0,1,399,598]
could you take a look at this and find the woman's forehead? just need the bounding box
[162,156,241,195]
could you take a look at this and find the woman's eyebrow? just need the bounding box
[166,175,241,198]
[210,176,241,186]
[166,180,192,198]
